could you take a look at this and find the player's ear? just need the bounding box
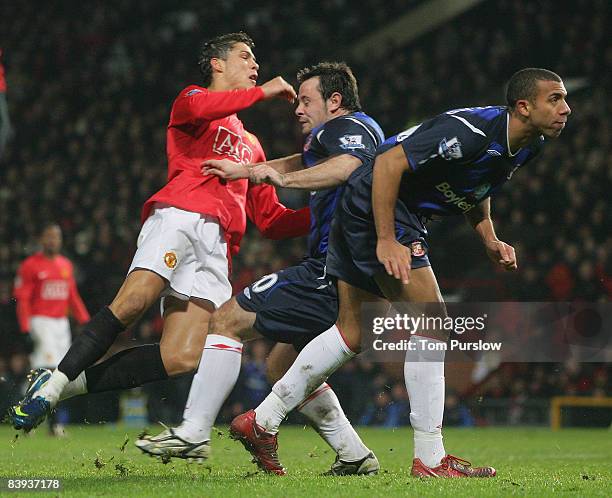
[328,92,343,112]
[210,57,224,75]
[515,99,531,118]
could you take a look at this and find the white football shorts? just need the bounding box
[128,204,231,308]
[29,316,71,369]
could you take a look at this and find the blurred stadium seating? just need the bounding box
[0,0,609,428]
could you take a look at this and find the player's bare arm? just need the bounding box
[465,198,517,271]
[372,144,412,284]
[201,153,303,180]
[251,154,362,189]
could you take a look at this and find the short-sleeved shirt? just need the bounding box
[303,112,385,258]
[327,106,545,295]
[377,106,543,218]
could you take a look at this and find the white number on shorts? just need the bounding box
[251,273,279,293]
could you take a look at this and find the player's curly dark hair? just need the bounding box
[198,32,255,87]
[297,62,362,112]
[506,68,562,109]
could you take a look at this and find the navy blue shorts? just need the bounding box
[235,258,337,350]
[326,167,430,297]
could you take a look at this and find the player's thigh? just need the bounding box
[110,269,166,325]
[266,343,299,384]
[336,279,386,352]
[375,266,443,303]
[208,297,260,342]
[189,214,233,309]
[237,259,338,347]
[159,296,214,376]
[375,266,448,340]
[114,206,202,323]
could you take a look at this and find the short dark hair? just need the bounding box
[39,222,61,236]
[506,68,562,108]
[198,32,254,87]
[297,62,362,112]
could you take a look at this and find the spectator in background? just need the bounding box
[0,0,609,429]
[359,382,411,428]
[444,389,475,427]
[13,223,90,435]
[0,48,12,160]
[240,341,272,408]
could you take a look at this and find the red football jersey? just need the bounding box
[143,85,309,258]
[13,253,90,333]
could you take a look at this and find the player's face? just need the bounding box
[218,42,259,90]
[529,80,571,138]
[295,77,332,134]
[40,226,62,255]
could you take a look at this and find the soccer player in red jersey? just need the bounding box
[9,32,308,432]
[14,223,90,435]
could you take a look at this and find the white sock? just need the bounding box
[298,383,369,462]
[174,334,243,443]
[404,336,446,468]
[255,325,355,434]
[37,369,69,407]
[59,371,87,401]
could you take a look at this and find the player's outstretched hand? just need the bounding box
[261,77,297,103]
[249,164,285,187]
[377,239,412,285]
[485,239,518,271]
[202,159,250,180]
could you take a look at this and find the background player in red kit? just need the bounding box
[10,32,307,432]
[13,223,90,435]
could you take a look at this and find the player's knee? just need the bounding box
[162,348,200,376]
[110,291,149,324]
[208,300,249,341]
[180,347,202,372]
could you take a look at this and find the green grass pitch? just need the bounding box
[1,425,610,497]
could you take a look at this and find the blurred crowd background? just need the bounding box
[1,0,610,430]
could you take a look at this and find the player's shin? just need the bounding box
[174,334,243,443]
[298,383,369,461]
[404,335,446,468]
[39,307,125,404]
[255,325,355,434]
[85,344,168,393]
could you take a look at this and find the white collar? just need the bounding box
[506,112,521,157]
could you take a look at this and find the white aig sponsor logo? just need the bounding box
[41,280,69,300]
[212,126,253,163]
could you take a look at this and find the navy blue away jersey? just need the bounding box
[377,106,543,217]
[303,112,384,257]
